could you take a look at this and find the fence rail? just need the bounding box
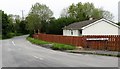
[33,33,120,51]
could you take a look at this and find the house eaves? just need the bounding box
[81,18,120,30]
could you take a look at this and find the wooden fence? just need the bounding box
[33,33,120,51]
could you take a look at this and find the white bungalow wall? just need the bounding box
[82,20,119,35]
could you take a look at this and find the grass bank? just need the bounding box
[27,37,120,57]
[27,37,76,50]
[27,37,50,45]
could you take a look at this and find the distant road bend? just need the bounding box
[1,35,118,67]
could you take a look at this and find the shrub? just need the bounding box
[6,32,15,38]
[0,35,2,39]
[15,33,22,36]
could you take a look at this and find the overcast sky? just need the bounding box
[0,0,119,22]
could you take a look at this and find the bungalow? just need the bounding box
[63,18,120,36]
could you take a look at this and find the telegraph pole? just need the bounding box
[118,1,120,22]
[21,10,24,20]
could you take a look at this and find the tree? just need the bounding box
[1,10,29,39]
[8,14,16,33]
[26,14,41,33]
[2,10,14,38]
[62,2,113,21]
[67,2,94,21]
[2,11,9,38]
[26,3,53,34]
[18,20,28,34]
[0,10,2,35]
[60,8,69,18]
[8,14,23,35]
[91,8,103,19]
[102,10,114,20]
[46,17,77,35]
[68,3,76,18]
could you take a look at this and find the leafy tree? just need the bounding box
[68,3,76,18]
[91,8,103,19]
[0,10,2,35]
[62,2,113,21]
[46,17,77,35]
[26,3,53,34]
[102,10,114,20]
[1,11,28,39]
[60,8,69,18]
[8,14,24,35]
[2,10,14,38]
[18,20,28,34]
[26,13,41,34]
[8,15,14,32]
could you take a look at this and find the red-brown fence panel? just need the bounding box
[33,33,120,51]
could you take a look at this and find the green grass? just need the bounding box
[27,37,76,50]
[51,43,76,50]
[27,37,120,57]
[27,37,50,45]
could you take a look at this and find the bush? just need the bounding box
[0,35,2,39]
[15,33,22,36]
[51,43,76,50]
[6,33,15,38]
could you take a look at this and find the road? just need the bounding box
[1,35,118,67]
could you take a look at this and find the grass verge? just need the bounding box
[27,37,76,50]
[27,37,119,57]
[51,43,75,50]
[27,37,50,45]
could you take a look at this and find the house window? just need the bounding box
[71,30,73,35]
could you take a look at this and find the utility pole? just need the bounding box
[21,10,24,20]
[118,1,120,22]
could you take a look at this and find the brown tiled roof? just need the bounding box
[63,19,98,30]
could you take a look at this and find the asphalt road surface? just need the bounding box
[1,35,118,67]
